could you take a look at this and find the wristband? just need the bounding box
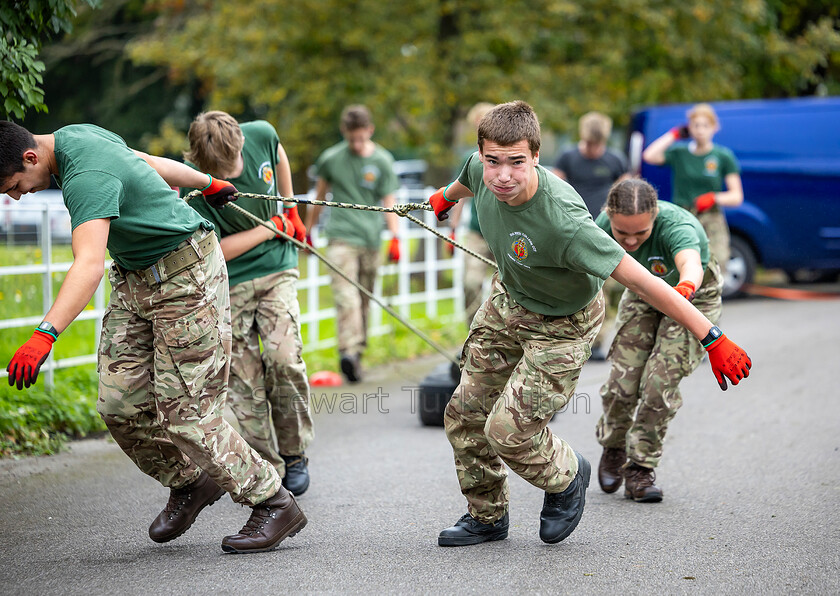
[200,174,213,191]
[443,182,457,203]
[36,321,59,340]
[701,325,723,349]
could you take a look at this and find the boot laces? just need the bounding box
[627,465,656,488]
[237,502,278,536]
[163,486,193,518]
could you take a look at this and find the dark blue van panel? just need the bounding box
[630,97,840,288]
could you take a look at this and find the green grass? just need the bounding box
[0,242,466,457]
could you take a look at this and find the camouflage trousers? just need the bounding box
[227,268,314,478]
[326,240,380,355]
[596,258,723,468]
[462,230,494,326]
[696,209,730,276]
[97,230,280,506]
[445,272,605,523]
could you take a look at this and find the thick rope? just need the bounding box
[183,189,498,268]
[185,194,459,365]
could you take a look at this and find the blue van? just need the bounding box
[628,96,840,296]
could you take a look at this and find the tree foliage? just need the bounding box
[128,1,840,173]
[1,0,100,119]
[20,0,199,152]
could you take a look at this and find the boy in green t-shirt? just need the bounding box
[1,120,306,554]
[183,111,314,498]
[428,101,751,547]
[305,105,401,383]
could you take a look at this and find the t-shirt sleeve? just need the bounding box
[63,172,123,230]
[720,148,740,176]
[555,150,571,173]
[664,144,680,166]
[377,154,401,197]
[457,152,482,195]
[563,219,626,280]
[664,222,704,260]
[314,151,331,183]
[612,150,629,177]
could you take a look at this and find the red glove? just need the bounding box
[670,125,690,140]
[270,214,293,239]
[446,230,456,256]
[694,192,716,214]
[283,205,307,242]
[429,186,458,221]
[704,330,752,391]
[7,329,55,390]
[674,280,696,301]
[388,237,400,263]
[201,176,238,209]
[305,233,314,249]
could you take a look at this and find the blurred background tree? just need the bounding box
[12,0,840,182]
[1,0,100,119]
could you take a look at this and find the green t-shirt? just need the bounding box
[455,150,483,235]
[314,141,401,249]
[458,153,625,316]
[186,121,298,287]
[664,143,740,210]
[53,124,208,270]
[595,201,709,287]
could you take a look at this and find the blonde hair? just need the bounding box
[687,103,719,128]
[466,102,495,130]
[185,111,244,177]
[579,111,612,144]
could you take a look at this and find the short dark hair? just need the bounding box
[477,100,541,155]
[340,105,373,132]
[0,121,36,182]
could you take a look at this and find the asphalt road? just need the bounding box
[1,295,838,595]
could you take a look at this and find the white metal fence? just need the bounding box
[0,187,466,389]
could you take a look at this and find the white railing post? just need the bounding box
[41,205,55,390]
[424,206,438,319]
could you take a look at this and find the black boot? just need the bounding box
[438,512,509,547]
[539,451,591,544]
[339,353,362,383]
[281,453,310,496]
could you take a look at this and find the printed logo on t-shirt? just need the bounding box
[258,161,275,193]
[648,256,669,277]
[507,231,537,269]
[360,165,380,190]
[703,156,719,177]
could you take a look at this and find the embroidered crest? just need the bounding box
[512,237,528,261]
[648,256,669,277]
[704,156,719,177]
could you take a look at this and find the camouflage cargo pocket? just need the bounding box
[160,301,225,404]
[519,341,590,420]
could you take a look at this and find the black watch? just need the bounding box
[701,325,722,348]
[36,321,59,340]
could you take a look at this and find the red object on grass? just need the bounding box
[310,370,343,387]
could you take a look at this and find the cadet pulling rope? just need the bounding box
[184,191,459,365]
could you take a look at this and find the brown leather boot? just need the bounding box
[221,486,307,553]
[598,447,626,494]
[623,462,663,503]
[149,471,226,543]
